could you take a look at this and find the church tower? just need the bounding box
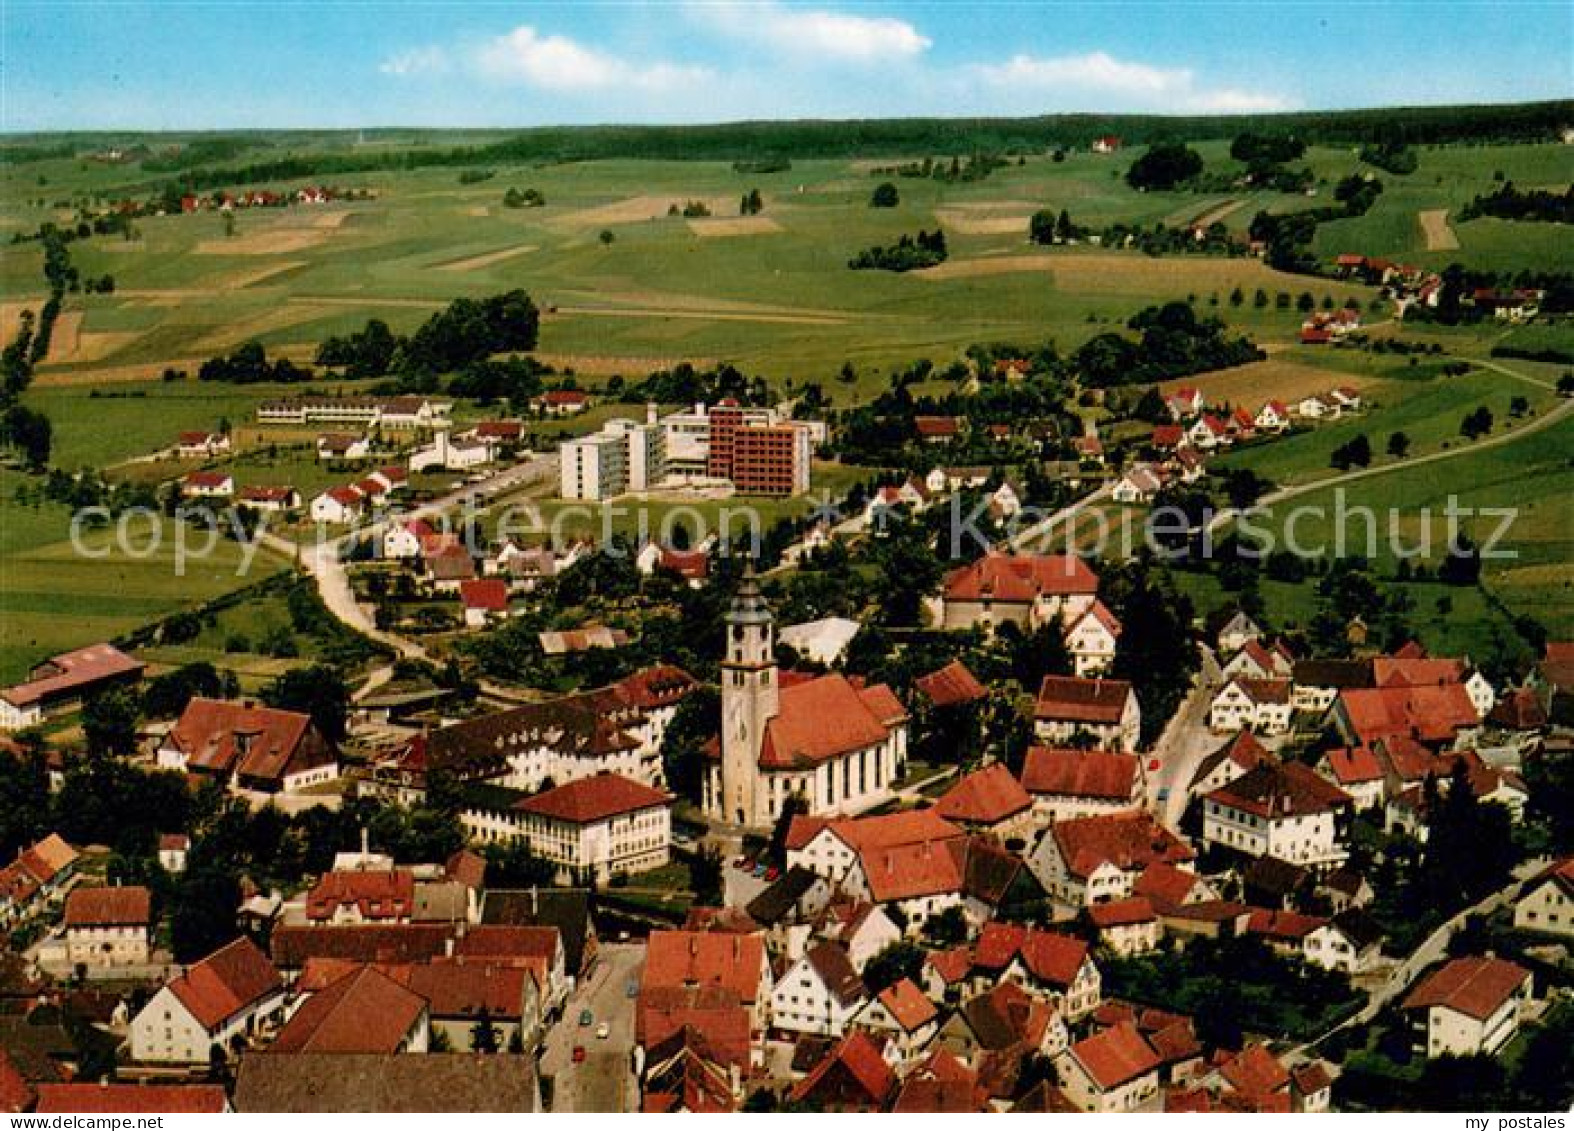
[719,562,778,827]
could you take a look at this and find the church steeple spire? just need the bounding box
[716,562,778,827]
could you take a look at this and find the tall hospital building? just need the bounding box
[560,400,818,500]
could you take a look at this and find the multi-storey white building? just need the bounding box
[63,886,152,969]
[130,938,285,1064]
[1202,762,1352,868]
[493,773,673,883]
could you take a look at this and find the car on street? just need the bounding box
[596,1022,611,1040]
[579,1009,593,1027]
[626,978,639,998]
[572,1046,587,1064]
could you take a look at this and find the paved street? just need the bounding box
[539,943,644,1112]
[1148,644,1223,828]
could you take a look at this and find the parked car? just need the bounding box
[596,1022,611,1040]
[579,1009,593,1027]
[572,1046,587,1064]
[625,978,639,998]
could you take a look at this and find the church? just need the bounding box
[703,569,909,829]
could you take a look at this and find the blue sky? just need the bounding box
[4,2,1571,131]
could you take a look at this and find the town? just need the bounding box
[2,6,1573,1117]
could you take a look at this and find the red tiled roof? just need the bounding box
[1034,676,1133,724]
[1526,856,1574,901]
[1,645,143,710]
[877,978,937,1032]
[166,697,331,786]
[790,808,961,855]
[514,773,671,824]
[270,924,455,969]
[1247,908,1328,942]
[1151,424,1185,449]
[1132,861,1208,909]
[1051,810,1194,880]
[64,885,150,928]
[453,924,560,962]
[1208,761,1351,820]
[973,922,1090,987]
[915,660,988,708]
[914,415,960,437]
[943,552,1099,603]
[790,1031,895,1109]
[1338,683,1479,744]
[541,389,588,406]
[926,946,973,986]
[934,764,1032,825]
[1088,896,1157,928]
[645,931,766,1006]
[167,938,282,1031]
[1402,955,1531,1020]
[1021,746,1139,800]
[34,1084,227,1114]
[858,839,963,903]
[637,986,752,1070]
[459,578,509,611]
[0,1050,34,1114]
[1373,656,1469,688]
[756,673,901,769]
[1322,745,1384,785]
[387,960,532,1019]
[1068,1022,1161,1091]
[611,664,698,710]
[183,471,232,489]
[473,420,524,439]
[1219,1044,1292,1098]
[270,966,426,1054]
[306,870,414,923]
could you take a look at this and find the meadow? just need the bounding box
[1,129,1569,680]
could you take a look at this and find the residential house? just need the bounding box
[1316,746,1387,811]
[1020,746,1144,823]
[175,431,231,459]
[270,966,429,1054]
[933,764,1034,840]
[643,930,772,1035]
[1055,1021,1161,1112]
[459,578,510,628]
[1514,857,1574,940]
[309,486,364,525]
[1034,676,1141,752]
[130,938,284,1063]
[1111,465,1162,504]
[789,1032,895,1112]
[181,471,234,499]
[972,921,1102,1019]
[1203,762,1352,868]
[812,899,902,974]
[850,979,938,1066]
[937,552,1099,632]
[1062,600,1121,676]
[63,886,152,969]
[1187,731,1274,801]
[158,834,189,874]
[1221,639,1294,682]
[1187,414,1229,450]
[316,433,371,462]
[1216,610,1263,654]
[1208,677,1293,735]
[914,416,961,444]
[237,486,300,513]
[537,389,590,415]
[1027,810,1193,910]
[0,834,77,927]
[157,698,338,793]
[1254,401,1290,432]
[1087,898,1162,955]
[1402,956,1533,1058]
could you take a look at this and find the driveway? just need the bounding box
[539,942,644,1112]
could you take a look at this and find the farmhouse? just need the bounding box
[0,644,144,732]
[1028,810,1193,910]
[1020,747,1144,823]
[1208,677,1293,735]
[157,698,339,793]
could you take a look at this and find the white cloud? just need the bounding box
[379,46,450,77]
[970,50,1291,112]
[473,25,709,92]
[700,1,931,62]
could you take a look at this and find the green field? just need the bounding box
[0,471,289,682]
[3,129,1571,674]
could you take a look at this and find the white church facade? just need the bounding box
[703,569,909,829]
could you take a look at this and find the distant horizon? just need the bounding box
[5,94,1574,140]
[5,1,1571,133]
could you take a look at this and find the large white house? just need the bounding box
[1513,857,1574,940]
[130,938,285,1063]
[490,773,673,884]
[1202,762,1352,868]
[1401,956,1532,1059]
[1062,601,1121,676]
[1034,676,1141,752]
[63,886,152,969]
